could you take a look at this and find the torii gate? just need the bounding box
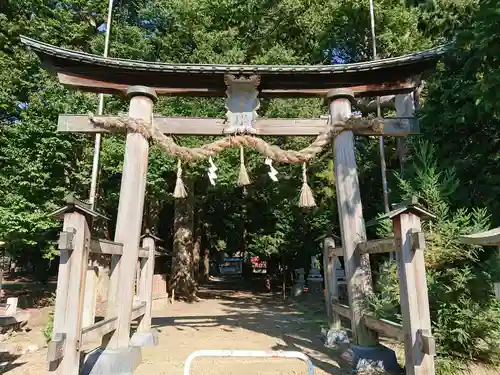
[21,36,446,375]
[461,228,500,298]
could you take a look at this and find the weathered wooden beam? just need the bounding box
[409,230,425,251]
[323,238,341,330]
[330,88,378,347]
[58,230,75,251]
[47,333,66,362]
[355,95,395,115]
[332,303,351,319]
[87,239,151,257]
[81,302,146,346]
[137,248,151,258]
[357,238,395,254]
[395,92,416,171]
[109,86,154,349]
[50,210,91,375]
[137,235,156,334]
[460,227,500,246]
[90,239,123,256]
[363,315,404,342]
[393,208,436,374]
[57,72,420,98]
[82,267,98,328]
[332,238,396,257]
[419,329,436,356]
[58,115,419,137]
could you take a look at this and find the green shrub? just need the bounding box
[368,141,500,372]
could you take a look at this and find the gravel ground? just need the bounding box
[5,281,498,375]
[2,283,349,375]
[136,288,349,375]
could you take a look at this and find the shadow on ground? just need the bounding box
[0,352,26,373]
[152,279,352,375]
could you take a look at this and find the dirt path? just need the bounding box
[137,284,349,375]
[2,282,349,375]
[4,281,500,375]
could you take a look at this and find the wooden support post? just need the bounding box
[392,201,435,375]
[82,266,98,327]
[107,86,156,349]
[323,237,340,330]
[49,206,92,375]
[395,92,415,173]
[137,231,156,333]
[135,261,141,301]
[329,88,378,346]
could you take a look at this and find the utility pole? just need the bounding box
[89,0,115,210]
[369,0,390,214]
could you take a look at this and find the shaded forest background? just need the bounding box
[2,0,500,372]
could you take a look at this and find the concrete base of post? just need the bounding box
[130,330,159,347]
[80,346,142,375]
[349,344,403,374]
[321,327,350,347]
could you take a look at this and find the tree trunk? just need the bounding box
[171,179,196,301]
[192,208,201,283]
[202,247,210,282]
[282,253,286,300]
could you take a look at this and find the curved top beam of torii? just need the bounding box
[21,36,448,98]
[460,227,500,246]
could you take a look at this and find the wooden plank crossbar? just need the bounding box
[58,115,419,137]
[81,302,146,346]
[91,239,123,255]
[363,315,405,342]
[330,308,436,356]
[332,303,351,319]
[48,302,147,362]
[58,234,152,258]
[332,238,395,257]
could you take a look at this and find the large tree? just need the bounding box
[0,0,460,287]
[418,0,500,225]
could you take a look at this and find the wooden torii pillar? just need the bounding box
[329,88,379,347]
[107,86,157,349]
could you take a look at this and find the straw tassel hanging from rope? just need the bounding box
[299,162,316,208]
[237,145,251,186]
[173,159,187,198]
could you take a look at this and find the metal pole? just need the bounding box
[89,0,115,210]
[369,0,390,214]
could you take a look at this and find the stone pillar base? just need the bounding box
[321,327,350,347]
[80,346,142,375]
[130,330,159,347]
[349,344,403,374]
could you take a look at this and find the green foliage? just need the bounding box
[369,140,500,369]
[419,0,500,226]
[42,309,54,343]
[397,141,490,268]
